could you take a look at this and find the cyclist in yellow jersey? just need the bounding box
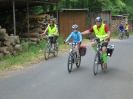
[43,20,59,48]
[125,22,130,31]
[81,17,111,69]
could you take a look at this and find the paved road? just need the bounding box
[0,36,133,99]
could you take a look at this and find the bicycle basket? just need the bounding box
[79,46,87,56]
[107,45,115,57]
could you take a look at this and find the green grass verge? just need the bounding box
[0,36,69,70]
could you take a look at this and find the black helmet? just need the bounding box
[95,17,102,22]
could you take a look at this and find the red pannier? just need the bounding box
[79,46,87,56]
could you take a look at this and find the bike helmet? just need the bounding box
[95,17,102,22]
[72,24,78,29]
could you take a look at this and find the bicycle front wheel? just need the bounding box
[119,33,123,40]
[93,52,99,75]
[76,55,81,68]
[67,53,73,73]
[44,43,50,60]
[53,45,59,57]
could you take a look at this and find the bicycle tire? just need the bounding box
[76,55,81,68]
[100,55,104,70]
[93,52,99,75]
[67,53,73,73]
[44,43,50,60]
[53,44,59,57]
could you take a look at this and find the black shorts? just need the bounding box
[49,36,58,44]
[92,38,108,47]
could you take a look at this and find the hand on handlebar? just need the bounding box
[105,38,110,42]
[77,42,81,45]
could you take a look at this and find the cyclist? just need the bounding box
[65,24,82,59]
[81,17,111,69]
[125,22,130,36]
[43,20,59,49]
[118,21,125,36]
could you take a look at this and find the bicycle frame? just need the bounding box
[44,34,58,60]
[68,43,77,62]
[66,42,81,73]
[96,40,103,64]
[93,39,104,75]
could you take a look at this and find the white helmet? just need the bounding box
[72,24,78,29]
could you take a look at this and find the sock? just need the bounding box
[103,53,107,63]
[92,46,97,51]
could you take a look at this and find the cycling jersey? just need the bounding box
[65,31,82,43]
[118,25,125,31]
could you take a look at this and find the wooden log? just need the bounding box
[30,42,37,45]
[0,53,4,60]
[9,38,16,45]
[0,34,8,41]
[29,33,40,38]
[5,46,14,54]
[0,47,7,53]
[0,41,3,47]
[29,38,40,43]
[0,29,6,35]
[4,51,11,58]
[9,36,20,44]
[3,40,10,46]
[13,50,17,56]
[19,33,28,38]
[14,44,22,51]
[20,38,28,41]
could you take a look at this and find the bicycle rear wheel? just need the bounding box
[93,52,99,75]
[67,53,73,73]
[44,43,50,60]
[76,55,81,68]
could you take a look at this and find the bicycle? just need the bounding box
[125,29,129,38]
[66,42,81,73]
[44,34,59,60]
[119,31,123,40]
[93,38,104,75]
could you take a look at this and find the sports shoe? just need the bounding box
[104,63,107,69]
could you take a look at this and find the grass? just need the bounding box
[0,37,91,72]
[0,37,70,71]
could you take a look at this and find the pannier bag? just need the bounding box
[107,45,115,57]
[79,46,87,56]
